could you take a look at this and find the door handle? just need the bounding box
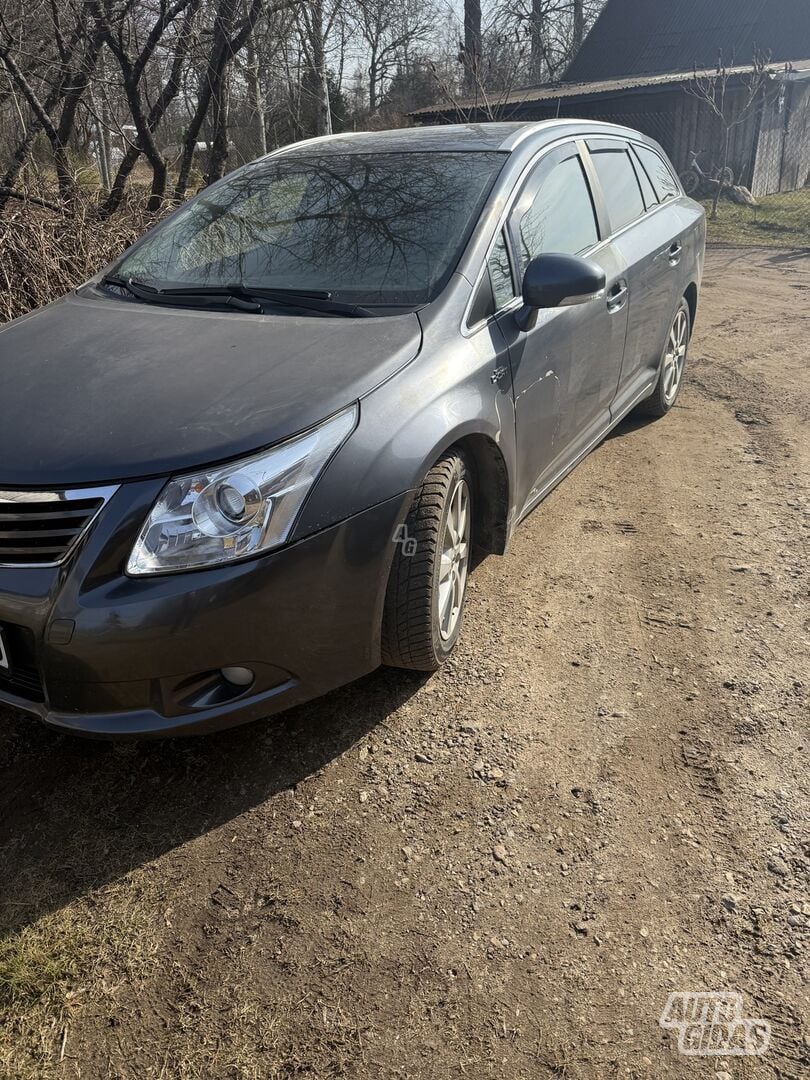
[607,282,628,314]
[668,242,683,266]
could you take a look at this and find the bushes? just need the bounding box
[0,193,162,324]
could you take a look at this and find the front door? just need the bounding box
[495,142,628,519]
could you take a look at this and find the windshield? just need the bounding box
[114,151,507,308]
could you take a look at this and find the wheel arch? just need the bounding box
[451,433,511,558]
[684,282,698,335]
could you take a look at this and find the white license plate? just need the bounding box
[0,629,9,671]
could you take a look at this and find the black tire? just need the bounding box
[634,297,691,419]
[381,450,472,672]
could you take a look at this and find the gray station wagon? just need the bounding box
[0,120,705,737]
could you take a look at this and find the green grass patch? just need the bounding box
[0,884,157,1079]
[0,918,91,1012]
[705,187,810,248]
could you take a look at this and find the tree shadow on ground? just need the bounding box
[0,665,428,935]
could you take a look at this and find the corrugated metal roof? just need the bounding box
[407,60,810,119]
[565,0,810,82]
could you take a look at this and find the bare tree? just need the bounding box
[92,0,202,213]
[172,0,273,198]
[354,0,433,114]
[687,53,771,218]
[0,0,100,205]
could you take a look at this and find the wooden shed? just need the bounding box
[409,0,810,197]
[409,63,810,198]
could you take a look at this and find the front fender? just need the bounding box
[292,316,517,544]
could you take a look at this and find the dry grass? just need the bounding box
[705,186,810,248]
[0,191,162,325]
[0,879,157,1080]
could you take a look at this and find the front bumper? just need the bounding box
[0,491,410,737]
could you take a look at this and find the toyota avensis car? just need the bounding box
[0,121,705,737]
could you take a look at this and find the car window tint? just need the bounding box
[517,155,599,273]
[489,230,515,309]
[631,149,659,209]
[635,145,680,201]
[591,149,645,232]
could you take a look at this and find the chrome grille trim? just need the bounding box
[0,485,119,568]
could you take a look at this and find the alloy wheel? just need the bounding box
[663,309,688,404]
[437,478,470,641]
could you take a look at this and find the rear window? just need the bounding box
[591,149,645,233]
[634,145,680,201]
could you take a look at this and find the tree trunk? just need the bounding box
[369,47,378,113]
[0,44,74,199]
[93,49,113,193]
[206,74,231,183]
[573,0,585,51]
[174,0,263,200]
[463,0,481,94]
[530,0,546,83]
[712,128,731,219]
[245,40,267,158]
[308,0,331,136]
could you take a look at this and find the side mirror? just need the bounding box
[515,253,607,331]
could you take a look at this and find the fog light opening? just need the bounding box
[221,666,254,687]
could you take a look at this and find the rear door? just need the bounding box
[495,141,628,518]
[586,138,684,416]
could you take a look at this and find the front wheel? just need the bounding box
[635,299,691,418]
[382,450,472,671]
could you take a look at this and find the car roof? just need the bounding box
[265,120,651,160]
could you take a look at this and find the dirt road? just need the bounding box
[1,248,808,1079]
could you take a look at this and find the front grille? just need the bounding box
[0,486,117,567]
[0,623,44,701]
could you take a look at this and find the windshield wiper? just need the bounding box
[101,276,375,318]
[100,275,263,313]
[160,283,376,318]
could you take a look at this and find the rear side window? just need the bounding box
[591,149,645,233]
[517,155,599,273]
[631,149,659,209]
[635,145,680,201]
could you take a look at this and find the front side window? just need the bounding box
[591,149,645,233]
[114,151,507,308]
[635,144,680,202]
[489,231,515,309]
[516,154,599,274]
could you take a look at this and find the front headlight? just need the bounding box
[126,406,357,575]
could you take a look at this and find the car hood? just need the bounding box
[0,290,422,486]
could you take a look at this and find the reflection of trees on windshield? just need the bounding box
[119,152,505,305]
